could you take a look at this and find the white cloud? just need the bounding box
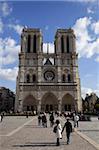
[0,2,12,16]
[8,24,23,35]
[43,43,54,53]
[81,87,99,98]
[87,8,94,14]
[0,37,20,66]
[0,67,18,81]
[95,56,99,62]
[0,18,3,33]
[73,17,99,59]
[94,90,99,97]
[91,21,99,35]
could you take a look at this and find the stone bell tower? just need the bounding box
[54,29,82,112]
[15,27,82,113]
[15,28,43,112]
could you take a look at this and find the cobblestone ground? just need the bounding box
[0,116,98,150]
[78,117,99,144]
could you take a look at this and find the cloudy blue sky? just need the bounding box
[0,0,99,98]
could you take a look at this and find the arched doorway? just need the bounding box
[62,94,74,111]
[41,93,58,112]
[23,95,37,111]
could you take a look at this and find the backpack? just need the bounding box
[53,125,57,133]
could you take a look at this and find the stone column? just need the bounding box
[57,35,61,53]
[38,35,41,52]
[75,98,78,113]
[37,35,41,53]
[37,90,41,113]
[57,55,61,82]
[24,35,27,53]
[58,99,62,112]
[71,36,74,52]
[73,35,76,51]
[58,92,62,112]
[69,35,72,52]
[22,34,27,53]
[38,55,42,82]
[73,90,78,112]
[37,99,41,114]
[18,99,23,112]
[58,68,61,82]
[31,35,34,52]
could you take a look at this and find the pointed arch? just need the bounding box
[23,95,37,111]
[41,92,58,112]
[62,93,74,111]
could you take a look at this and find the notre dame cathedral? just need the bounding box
[15,27,82,113]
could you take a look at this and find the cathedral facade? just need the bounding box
[15,27,82,113]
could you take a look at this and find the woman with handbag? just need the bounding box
[53,119,62,146]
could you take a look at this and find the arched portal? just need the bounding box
[41,93,58,112]
[62,93,74,111]
[23,95,37,111]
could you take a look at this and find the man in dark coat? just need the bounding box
[49,113,54,127]
[42,113,47,127]
[61,117,72,144]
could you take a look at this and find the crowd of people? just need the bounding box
[37,111,80,146]
[1,110,98,146]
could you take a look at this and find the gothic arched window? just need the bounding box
[62,74,66,82]
[54,41,56,53]
[32,74,36,82]
[26,74,30,83]
[33,34,36,53]
[27,35,31,53]
[68,74,71,82]
[67,36,69,53]
[61,36,64,53]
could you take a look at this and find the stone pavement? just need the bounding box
[0,116,98,150]
[78,117,99,144]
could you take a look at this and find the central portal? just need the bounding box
[46,104,53,111]
[41,93,58,112]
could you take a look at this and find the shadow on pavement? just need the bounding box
[25,125,51,128]
[13,142,66,147]
[25,125,42,128]
[79,130,99,132]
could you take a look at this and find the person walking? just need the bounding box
[38,113,42,126]
[49,113,54,127]
[98,113,99,120]
[26,111,29,118]
[0,115,1,122]
[53,119,62,146]
[0,113,4,122]
[74,114,79,127]
[42,113,47,127]
[61,117,72,144]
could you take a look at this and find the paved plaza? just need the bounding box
[0,116,99,150]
